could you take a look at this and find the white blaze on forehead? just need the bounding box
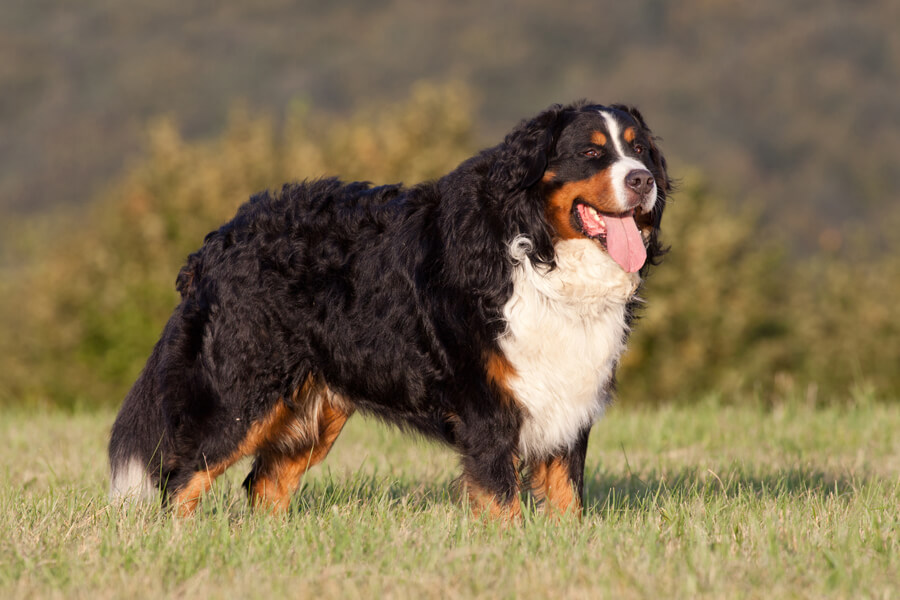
[599,109,656,213]
[600,110,628,157]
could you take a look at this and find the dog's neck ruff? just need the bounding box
[500,236,640,459]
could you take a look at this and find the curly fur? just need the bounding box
[109,101,669,517]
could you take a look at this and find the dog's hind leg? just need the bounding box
[169,458,238,517]
[244,389,352,512]
[166,401,291,516]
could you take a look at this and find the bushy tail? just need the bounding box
[109,270,214,505]
[108,345,168,504]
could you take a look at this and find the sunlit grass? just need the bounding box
[2,399,899,599]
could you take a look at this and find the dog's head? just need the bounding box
[491,102,669,274]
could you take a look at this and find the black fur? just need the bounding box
[109,101,668,516]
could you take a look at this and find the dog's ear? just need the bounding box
[490,105,565,191]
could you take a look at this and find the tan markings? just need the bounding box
[172,376,337,516]
[249,400,352,512]
[544,171,618,240]
[241,402,296,453]
[623,127,636,143]
[172,462,230,517]
[541,170,556,182]
[171,398,300,516]
[291,374,318,406]
[530,456,580,517]
[485,350,518,406]
[591,131,607,146]
[460,475,522,523]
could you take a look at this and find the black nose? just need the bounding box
[625,169,654,195]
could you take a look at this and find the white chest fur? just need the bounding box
[499,237,640,459]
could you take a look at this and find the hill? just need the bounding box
[2,0,898,251]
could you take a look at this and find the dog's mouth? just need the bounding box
[572,201,647,273]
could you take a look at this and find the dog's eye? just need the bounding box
[582,149,601,158]
[633,144,645,155]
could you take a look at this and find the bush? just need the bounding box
[0,83,474,409]
[1,85,897,410]
[619,173,900,404]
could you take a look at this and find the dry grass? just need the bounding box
[3,399,899,599]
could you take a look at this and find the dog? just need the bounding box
[108,101,669,518]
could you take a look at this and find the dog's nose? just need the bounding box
[625,169,654,195]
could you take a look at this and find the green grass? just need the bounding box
[2,399,899,599]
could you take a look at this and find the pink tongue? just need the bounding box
[604,213,646,273]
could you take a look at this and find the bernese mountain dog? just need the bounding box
[109,101,669,519]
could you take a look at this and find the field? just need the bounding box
[3,3,899,598]
[3,399,898,599]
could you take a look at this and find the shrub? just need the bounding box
[1,85,897,409]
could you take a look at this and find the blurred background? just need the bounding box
[1,0,898,410]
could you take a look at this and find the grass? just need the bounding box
[2,399,899,599]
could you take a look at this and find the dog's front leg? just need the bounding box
[454,412,522,522]
[525,425,590,518]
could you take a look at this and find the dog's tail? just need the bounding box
[108,343,168,504]
[110,253,216,505]
[109,286,214,506]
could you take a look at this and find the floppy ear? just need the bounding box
[481,104,572,270]
[489,104,565,191]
